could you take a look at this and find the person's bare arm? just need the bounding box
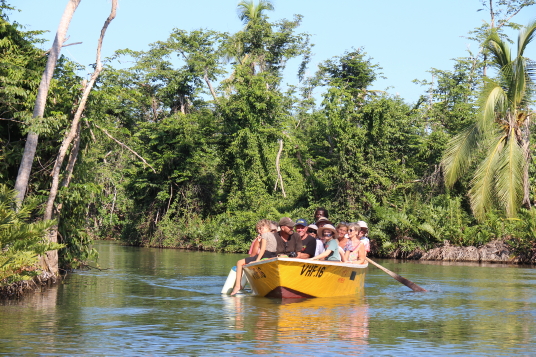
[254,238,267,263]
[339,247,347,262]
[356,243,366,264]
[249,235,261,257]
[310,249,331,260]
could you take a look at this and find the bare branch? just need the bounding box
[274,138,286,197]
[45,0,118,222]
[204,68,219,103]
[44,41,83,55]
[93,123,157,173]
[0,118,26,124]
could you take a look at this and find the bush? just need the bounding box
[0,185,62,285]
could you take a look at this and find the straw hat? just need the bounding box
[317,224,338,240]
[315,217,333,226]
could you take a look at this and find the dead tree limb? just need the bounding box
[204,68,218,103]
[45,0,118,222]
[14,0,82,207]
[60,122,82,188]
[274,138,286,197]
[0,118,26,124]
[42,0,117,274]
[44,41,83,55]
[93,123,157,173]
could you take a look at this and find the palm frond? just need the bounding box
[517,20,536,57]
[237,0,274,24]
[477,79,507,132]
[486,31,511,68]
[510,56,528,106]
[469,132,505,221]
[526,58,536,82]
[495,129,524,217]
[441,124,480,188]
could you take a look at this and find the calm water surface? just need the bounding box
[1,241,535,356]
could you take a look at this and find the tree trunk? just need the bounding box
[43,0,118,274]
[274,139,286,197]
[14,0,81,207]
[204,68,218,102]
[522,115,531,208]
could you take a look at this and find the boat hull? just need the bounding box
[242,258,367,298]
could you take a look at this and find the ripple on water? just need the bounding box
[1,242,535,356]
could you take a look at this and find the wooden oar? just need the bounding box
[366,257,427,292]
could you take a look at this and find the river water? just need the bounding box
[1,241,535,356]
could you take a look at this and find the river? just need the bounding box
[1,241,535,356]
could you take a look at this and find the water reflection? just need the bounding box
[223,294,369,354]
[1,242,535,356]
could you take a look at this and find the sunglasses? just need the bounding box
[323,232,333,237]
[307,229,317,234]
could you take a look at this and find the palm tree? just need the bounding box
[222,0,274,90]
[442,20,536,220]
[236,0,273,27]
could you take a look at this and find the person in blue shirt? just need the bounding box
[309,224,341,261]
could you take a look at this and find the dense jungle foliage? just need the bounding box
[1,1,536,285]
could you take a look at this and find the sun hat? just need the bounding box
[278,217,295,227]
[357,220,368,229]
[295,218,308,227]
[317,224,338,240]
[315,217,332,225]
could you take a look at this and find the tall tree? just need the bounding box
[442,21,536,220]
[478,0,535,29]
[237,0,274,26]
[13,0,81,206]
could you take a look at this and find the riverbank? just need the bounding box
[0,271,59,299]
[385,239,536,264]
[138,236,536,265]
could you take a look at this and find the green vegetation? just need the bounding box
[0,184,63,284]
[1,0,536,288]
[442,21,536,220]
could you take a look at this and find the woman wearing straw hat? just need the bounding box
[309,224,342,261]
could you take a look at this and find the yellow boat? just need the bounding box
[242,257,368,298]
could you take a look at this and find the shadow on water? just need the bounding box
[0,241,535,356]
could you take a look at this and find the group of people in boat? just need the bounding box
[230,208,370,295]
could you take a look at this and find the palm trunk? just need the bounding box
[13,0,81,207]
[522,116,531,208]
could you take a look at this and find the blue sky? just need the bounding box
[10,0,536,103]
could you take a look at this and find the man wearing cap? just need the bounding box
[294,219,317,259]
[274,217,302,257]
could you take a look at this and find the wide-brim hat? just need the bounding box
[315,217,332,225]
[317,224,338,240]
